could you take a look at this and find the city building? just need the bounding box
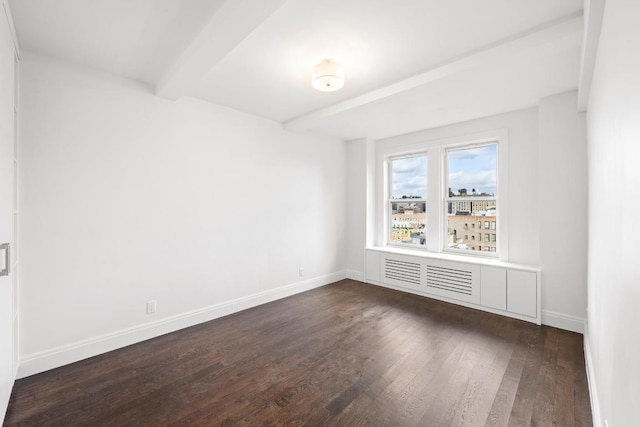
[447,215,497,252]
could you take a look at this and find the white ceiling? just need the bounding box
[9,0,584,140]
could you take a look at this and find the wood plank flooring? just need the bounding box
[4,280,592,426]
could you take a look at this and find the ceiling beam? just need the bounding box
[285,12,583,133]
[156,0,286,100]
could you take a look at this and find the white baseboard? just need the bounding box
[541,310,585,334]
[17,271,346,379]
[346,270,365,282]
[583,323,602,427]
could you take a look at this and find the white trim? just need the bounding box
[541,309,585,334]
[429,149,443,250]
[584,323,602,427]
[578,0,606,112]
[17,271,346,379]
[496,128,509,261]
[346,270,365,282]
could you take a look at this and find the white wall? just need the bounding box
[538,91,588,331]
[346,100,589,333]
[586,0,640,424]
[345,139,366,280]
[18,52,347,376]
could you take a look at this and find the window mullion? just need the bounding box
[426,149,442,251]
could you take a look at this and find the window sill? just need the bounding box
[367,246,539,272]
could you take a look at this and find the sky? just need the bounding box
[391,145,497,198]
[391,155,427,198]
[447,145,497,196]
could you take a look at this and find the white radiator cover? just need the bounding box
[381,254,480,304]
[368,249,541,324]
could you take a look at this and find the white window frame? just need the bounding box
[443,142,499,258]
[387,153,428,249]
[378,129,509,261]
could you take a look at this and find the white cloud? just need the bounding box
[391,156,427,198]
[448,170,496,195]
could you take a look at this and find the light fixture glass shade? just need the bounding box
[312,59,344,92]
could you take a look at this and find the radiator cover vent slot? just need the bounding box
[378,255,480,304]
[383,258,421,285]
[426,264,473,296]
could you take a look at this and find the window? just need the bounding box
[388,155,427,246]
[446,144,497,256]
[382,132,504,259]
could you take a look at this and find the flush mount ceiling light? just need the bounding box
[311,59,344,92]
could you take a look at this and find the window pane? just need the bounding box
[446,144,498,255]
[447,205,497,252]
[390,156,427,199]
[447,145,496,198]
[390,201,426,246]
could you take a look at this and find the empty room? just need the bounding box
[0,0,638,425]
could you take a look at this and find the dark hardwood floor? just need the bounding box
[4,280,592,426]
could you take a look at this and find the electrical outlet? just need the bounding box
[299,267,304,277]
[146,300,157,315]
